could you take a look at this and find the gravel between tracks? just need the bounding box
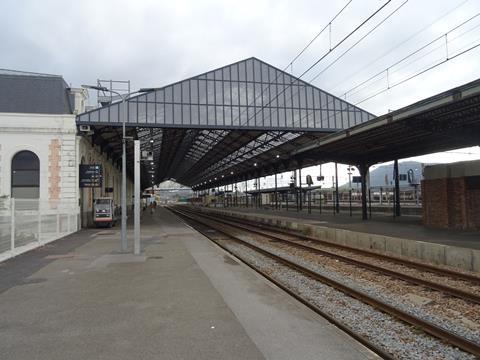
[216,238,476,360]
[233,232,480,344]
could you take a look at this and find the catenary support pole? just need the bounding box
[121,102,128,252]
[335,162,339,213]
[394,159,401,217]
[274,172,278,210]
[359,163,369,220]
[134,140,141,255]
[245,180,248,207]
[298,167,302,211]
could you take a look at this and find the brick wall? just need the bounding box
[422,175,480,230]
[422,178,449,228]
[465,176,480,229]
[447,178,467,229]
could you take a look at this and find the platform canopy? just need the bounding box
[76,57,375,189]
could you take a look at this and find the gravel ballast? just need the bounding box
[216,237,477,360]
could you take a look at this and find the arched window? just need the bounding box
[11,151,40,199]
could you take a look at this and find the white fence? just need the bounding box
[0,198,80,262]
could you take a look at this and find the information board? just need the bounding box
[79,164,103,188]
[352,176,362,183]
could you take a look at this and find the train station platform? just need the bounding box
[194,206,480,273]
[0,207,376,360]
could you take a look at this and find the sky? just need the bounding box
[1,0,480,187]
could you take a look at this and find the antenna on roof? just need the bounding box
[96,79,131,107]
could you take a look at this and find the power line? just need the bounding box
[280,4,480,135]
[247,0,393,126]
[342,11,480,99]
[354,40,480,105]
[310,0,409,83]
[234,0,355,127]
[329,0,471,93]
[286,0,353,71]
[297,1,392,80]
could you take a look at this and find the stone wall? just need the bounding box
[0,112,77,203]
[0,112,134,228]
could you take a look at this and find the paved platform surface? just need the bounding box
[202,206,480,250]
[0,207,376,360]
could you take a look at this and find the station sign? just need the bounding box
[79,164,103,188]
[352,176,362,183]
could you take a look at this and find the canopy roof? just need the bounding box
[77,57,375,189]
[200,77,480,190]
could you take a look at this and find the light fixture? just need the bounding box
[230,171,234,175]
[276,154,280,158]
[254,163,257,167]
[150,139,154,143]
[221,175,224,178]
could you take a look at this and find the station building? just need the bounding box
[0,69,133,229]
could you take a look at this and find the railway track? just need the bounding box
[199,208,480,285]
[177,206,480,305]
[169,206,480,359]
[187,208,480,284]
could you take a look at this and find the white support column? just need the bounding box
[134,140,141,255]
[56,213,60,236]
[37,207,41,242]
[10,198,15,251]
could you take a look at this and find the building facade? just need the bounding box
[0,69,132,232]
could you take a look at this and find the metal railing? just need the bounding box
[0,198,80,262]
[197,186,422,217]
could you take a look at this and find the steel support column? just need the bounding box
[134,140,140,255]
[335,162,339,213]
[298,167,302,211]
[274,172,278,210]
[359,163,369,220]
[394,159,401,217]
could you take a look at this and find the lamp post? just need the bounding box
[347,166,353,190]
[82,85,152,253]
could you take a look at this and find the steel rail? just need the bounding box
[170,209,394,360]
[179,207,480,304]
[189,207,480,285]
[171,207,480,358]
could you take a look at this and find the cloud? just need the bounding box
[1,0,479,169]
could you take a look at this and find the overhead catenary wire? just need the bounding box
[309,0,409,83]
[296,1,392,81]
[329,0,472,93]
[244,0,393,127]
[342,11,480,99]
[286,0,354,71]
[354,40,480,105]
[209,1,404,181]
[233,0,355,128]
[274,2,480,144]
